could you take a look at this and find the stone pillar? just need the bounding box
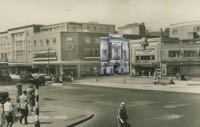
[77,64,81,78]
[59,65,63,75]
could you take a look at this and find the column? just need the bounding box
[77,64,81,78]
[59,65,63,75]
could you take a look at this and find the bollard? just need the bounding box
[16,83,22,97]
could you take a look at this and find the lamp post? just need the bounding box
[47,48,50,75]
[35,83,40,127]
[94,67,98,82]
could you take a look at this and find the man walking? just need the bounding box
[27,85,35,112]
[18,91,29,124]
[117,102,130,127]
[4,98,14,127]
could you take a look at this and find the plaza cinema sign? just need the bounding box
[135,49,155,55]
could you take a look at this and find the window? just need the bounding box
[123,50,127,60]
[140,56,150,60]
[27,41,31,47]
[85,37,90,44]
[46,39,49,45]
[94,27,96,30]
[172,29,178,35]
[40,39,43,46]
[136,56,139,60]
[168,50,181,57]
[87,26,90,30]
[183,51,196,57]
[152,55,155,60]
[94,37,100,44]
[16,50,23,59]
[16,40,23,47]
[85,48,99,57]
[34,40,37,46]
[53,38,56,44]
[67,37,72,41]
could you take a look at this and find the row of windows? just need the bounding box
[34,38,56,46]
[168,50,200,57]
[85,26,111,31]
[0,43,10,47]
[0,36,8,40]
[40,26,64,32]
[85,37,100,44]
[136,55,155,61]
[85,48,100,57]
[34,52,57,58]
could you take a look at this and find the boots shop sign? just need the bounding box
[135,49,155,55]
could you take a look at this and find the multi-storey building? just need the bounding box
[118,23,146,36]
[161,38,200,76]
[169,21,200,40]
[39,22,115,33]
[0,31,9,62]
[0,22,115,77]
[130,38,161,76]
[100,34,129,75]
[32,31,108,77]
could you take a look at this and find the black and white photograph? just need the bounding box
[0,0,200,127]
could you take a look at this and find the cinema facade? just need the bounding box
[100,34,129,75]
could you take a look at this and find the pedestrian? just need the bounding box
[176,73,179,80]
[117,102,130,127]
[148,71,151,78]
[0,103,5,127]
[4,98,14,127]
[27,85,35,112]
[18,91,29,124]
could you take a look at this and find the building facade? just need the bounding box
[130,38,161,76]
[100,34,129,75]
[169,21,200,40]
[118,23,146,36]
[0,22,115,77]
[161,39,200,76]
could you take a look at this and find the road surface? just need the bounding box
[39,84,200,127]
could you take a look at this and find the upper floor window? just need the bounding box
[85,36,90,44]
[46,39,49,45]
[53,38,56,44]
[168,50,181,57]
[184,51,196,57]
[94,37,100,44]
[172,29,178,35]
[34,40,37,46]
[66,37,73,42]
[28,41,31,47]
[40,39,43,46]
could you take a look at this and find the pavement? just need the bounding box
[69,75,200,94]
[0,84,93,127]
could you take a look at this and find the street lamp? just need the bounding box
[141,37,149,50]
[94,67,98,82]
[47,48,50,75]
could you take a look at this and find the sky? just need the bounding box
[0,0,200,32]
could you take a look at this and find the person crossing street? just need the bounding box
[117,102,130,127]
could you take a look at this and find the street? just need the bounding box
[38,84,200,127]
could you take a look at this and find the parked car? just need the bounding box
[0,91,9,103]
[0,71,11,82]
[20,73,34,83]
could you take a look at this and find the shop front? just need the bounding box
[131,62,158,76]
